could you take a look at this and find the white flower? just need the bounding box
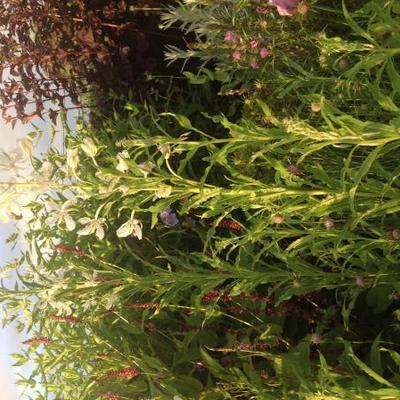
[119,150,129,159]
[105,293,120,310]
[39,161,53,179]
[116,157,129,173]
[138,161,154,178]
[0,186,23,223]
[46,198,76,231]
[66,148,79,171]
[154,184,172,199]
[18,137,34,158]
[119,185,129,195]
[116,213,142,240]
[82,271,99,288]
[0,147,29,176]
[78,217,107,240]
[80,138,98,158]
[82,298,98,312]
[158,143,171,159]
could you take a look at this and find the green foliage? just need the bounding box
[1,0,400,399]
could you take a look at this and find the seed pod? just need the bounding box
[272,214,285,224]
[311,102,321,112]
[296,1,310,15]
[389,228,400,240]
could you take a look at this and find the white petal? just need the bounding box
[66,148,79,170]
[64,214,76,231]
[46,214,59,227]
[61,197,76,211]
[18,137,34,157]
[81,138,98,158]
[78,224,93,236]
[116,221,132,238]
[78,217,92,224]
[96,225,105,240]
[133,224,142,240]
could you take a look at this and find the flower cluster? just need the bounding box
[216,219,242,232]
[22,336,51,346]
[224,30,269,69]
[52,244,86,257]
[104,367,140,379]
[125,302,160,310]
[50,314,82,324]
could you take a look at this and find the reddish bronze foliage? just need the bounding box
[0,0,179,126]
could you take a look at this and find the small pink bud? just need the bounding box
[256,6,267,14]
[232,50,242,60]
[355,276,366,287]
[324,217,335,230]
[260,47,270,58]
[250,40,258,48]
[224,31,236,43]
[250,59,259,69]
[272,214,285,224]
[310,333,322,344]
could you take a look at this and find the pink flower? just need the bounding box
[250,40,258,48]
[268,0,299,16]
[250,59,259,69]
[232,50,241,60]
[260,47,269,58]
[355,276,366,287]
[224,31,236,43]
[256,6,267,14]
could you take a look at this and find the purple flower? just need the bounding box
[268,0,299,16]
[159,208,179,226]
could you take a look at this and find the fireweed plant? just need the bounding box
[0,1,399,400]
[162,0,400,121]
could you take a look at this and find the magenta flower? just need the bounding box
[250,59,259,69]
[256,6,267,14]
[224,31,236,43]
[250,40,258,48]
[232,50,242,60]
[268,0,299,16]
[260,47,269,58]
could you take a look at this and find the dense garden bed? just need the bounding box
[1,0,400,399]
